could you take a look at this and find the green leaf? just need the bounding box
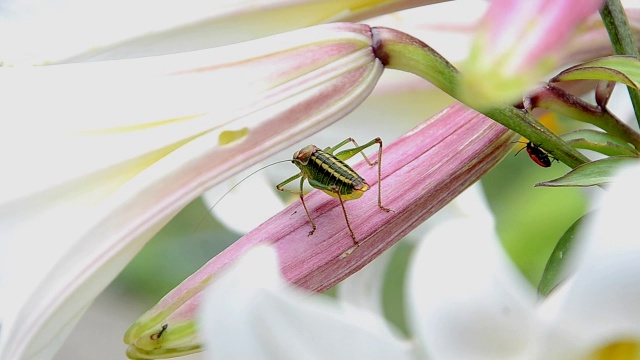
[536,156,639,187]
[561,129,640,156]
[550,55,640,89]
[538,214,589,297]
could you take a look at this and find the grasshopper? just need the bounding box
[277,137,392,248]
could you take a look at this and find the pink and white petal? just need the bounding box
[327,0,488,145]
[0,130,227,360]
[200,245,415,360]
[0,23,384,360]
[406,217,537,359]
[537,163,640,359]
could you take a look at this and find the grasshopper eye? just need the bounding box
[294,146,316,165]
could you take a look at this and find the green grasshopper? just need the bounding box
[277,137,392,247]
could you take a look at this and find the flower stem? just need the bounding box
[600,0,640,125]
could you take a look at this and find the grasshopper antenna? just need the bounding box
[194,159,293,232]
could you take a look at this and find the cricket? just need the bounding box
[276,137,393,247]
[199,137,393,250]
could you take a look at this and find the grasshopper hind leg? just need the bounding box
[297,176,317,236]
[299,191,317,236]
[334,187,362,259]
[276,173,317,236]
[332,138,393,214]
[334,188,357,246]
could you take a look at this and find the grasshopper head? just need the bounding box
[293,145,319,166]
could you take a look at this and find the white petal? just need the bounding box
[537,163,640,358]
[200,245,415,360]
[406,218,536,359]
[1,0,441,64]
[337,249,411,345]
[337,249,393,315]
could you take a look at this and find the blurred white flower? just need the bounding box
[200,245,415,360]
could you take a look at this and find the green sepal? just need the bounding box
[561,129,640,156]
[536,156,640,187]
[550,55,640,89]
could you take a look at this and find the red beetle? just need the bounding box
[515,141,555,167]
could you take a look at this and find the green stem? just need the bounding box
[600,0,640,126]
[372,27,589,169]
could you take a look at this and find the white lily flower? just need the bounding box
[407,200,537,359]
[0,2,482,357]
[0,22,384,360]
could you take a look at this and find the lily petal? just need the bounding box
[406,188,537,359]
[199,245,414,360]
[336,247,394,318]
[74,0,446,61]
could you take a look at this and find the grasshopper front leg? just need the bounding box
[276,173,316,236]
